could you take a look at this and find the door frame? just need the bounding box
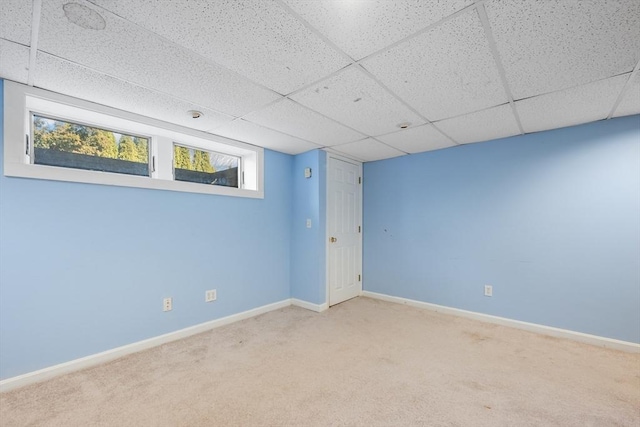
[325,152,363,306]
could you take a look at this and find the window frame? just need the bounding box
[3,81,264,199]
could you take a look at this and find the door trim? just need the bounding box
[325,153,363,306]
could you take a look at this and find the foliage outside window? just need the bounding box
[173,144,239,188]
[33,115,150,176]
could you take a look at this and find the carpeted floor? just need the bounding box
[1,296,639,426]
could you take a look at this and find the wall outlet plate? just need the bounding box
[484,285,493,297]
[163,297,172,311]
[205,289,217,302]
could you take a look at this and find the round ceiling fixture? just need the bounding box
[63,3,106,30]
[189,110,203,119]
[397,122,411,129]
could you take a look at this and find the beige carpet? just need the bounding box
[1,297,639,426]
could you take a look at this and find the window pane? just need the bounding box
[32,115,149,176]
[173,144,239,188]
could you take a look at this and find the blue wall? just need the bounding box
[0,79,293,379]
[364,115,640,343]
[2,73,639,381]
[290,150,327,304]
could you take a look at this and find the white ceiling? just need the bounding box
[0,0,639,162]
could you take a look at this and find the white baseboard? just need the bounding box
[0,299,291,393]
[291,298,328,313]
[362,291,640,353]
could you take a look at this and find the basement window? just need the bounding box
[31,115,150,177]
[173,143,240,188]
[3,81,264,198]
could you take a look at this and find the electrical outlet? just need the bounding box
[205,289,217,302]
[163,297,172,311]
[484,285,493,297]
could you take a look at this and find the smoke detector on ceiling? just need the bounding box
[63,3,106,30]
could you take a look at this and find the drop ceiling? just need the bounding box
[0,0,639,162]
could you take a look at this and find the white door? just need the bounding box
[328,156,362,306]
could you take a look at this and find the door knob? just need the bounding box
[330,237,337,243]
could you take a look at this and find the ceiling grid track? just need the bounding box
[36,51,242,124]
[273,0,488,150]
[272,0,481,149]
[356,64,460,148]
[476,3,525,135]
[85,1,286,100]
[273,0,355,65]
[356,1,483,65]
[206,117,323,149]
[606,58,640,119]
[4,0,635,160]
[27,0,42,86]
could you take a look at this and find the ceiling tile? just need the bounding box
[35,53,234,132]
[0,0,32,44]
[212,119,321,155]
[486,0,640,100]
[362,9,507,121]
[613,72,640,118]
[434,104,521,144]
[38,0,281,117]
[331,138,405,162]
[89,0,349,94]
[290,66,425,136]
[516,74,629,134]
[281,0,472,60]
[376,124,456,154]
[243,99,364,146]
[0,39,30,84]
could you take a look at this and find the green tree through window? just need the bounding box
[32,115,149,176]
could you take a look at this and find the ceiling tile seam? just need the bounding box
[230,65,372,141]
[371,122,430,139]
[355,64,433,123]
[83,0,285,98]
[329,136,371,149]
[356,64,461,147]
[27,0,42,86]
[33,50,240,122]
[607,57,640,119]
[220,97,287,128]
[370,137,411,156]
[476,4,524,135]
[328,136,409,156]
[284,98,367,139]
[429,123,462,146]
[512,71,635,103]
[356,1,483,65]
[371,122,461,147]
[229,67,370,140]
[429,101,512,124]
[206,117,323,148]
[281,63,356,99]
[0,38,30,48]
[273,0,355,64]
[230,64,357,124]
